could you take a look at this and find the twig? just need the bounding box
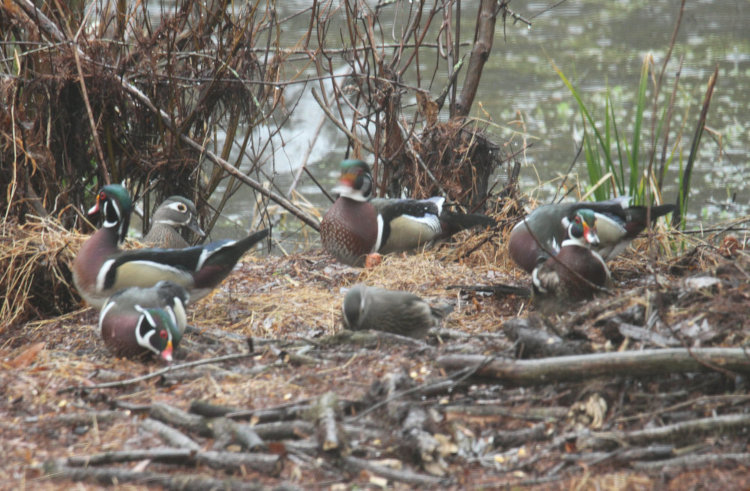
[287,114,328,198]
[350,362,489,421]
[57,352,255,394]
[11,0,321,232]
[311,87,372,154]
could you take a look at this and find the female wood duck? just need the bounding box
[143,196,205,248]
[99,281,188,362]
[342,284,451,338]
[532,209,610,302]
[320,160,495,266]
[72,184,270,308]
[508,197,675,273]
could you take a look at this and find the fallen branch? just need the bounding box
[57,352,255,393]
[341,456,449,487]
[44,459,278,488]
[633,452,750,472]
[150,403,213,437]
[193,399,322,424]
[492,422,550,448]
[613,413,750,446]
[63,445,281,475]
[66,448,196,466]
[24,410,127,426]
[140,418,201,451]
[504,318,591,358]
[251,420,315,441]
[210,417,265,451]
[437,348,750,385]
[44,462,248,490]
[314,392,343,453]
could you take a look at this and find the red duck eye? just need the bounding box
[160,330,168,339]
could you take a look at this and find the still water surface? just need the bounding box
[149,1,749,244]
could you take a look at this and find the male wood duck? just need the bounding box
[99,281,188,362]
[508,197,676,273]
[342,284,451,338]
[320,160,495,266]
[72,184,270,308]
[143,196,205,248]
[532,209,610,302]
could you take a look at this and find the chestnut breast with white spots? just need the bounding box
[320,197,379,266]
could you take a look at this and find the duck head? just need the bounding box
[88,184,132,243]
[332,160,373,202]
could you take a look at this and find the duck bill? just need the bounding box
[160,340,174,363]
[188,219,206,238]
[87,196,102,217]
[583,222,600,246]
[332,173,356,195]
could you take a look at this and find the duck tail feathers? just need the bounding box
[440,213,495,235]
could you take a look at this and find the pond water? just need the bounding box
[152,1,750,244]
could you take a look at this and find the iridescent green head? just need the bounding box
[570,209,600,246]
[88,184,133,243]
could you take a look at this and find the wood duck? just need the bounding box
[320,160,495,266]
[99,281,189,362]
[143,196,205,248]
[72,184,270,308]
[342,284,450,338]
[532,209,610,302]
[508,197,676,273]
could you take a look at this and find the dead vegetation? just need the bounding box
[2,212,750,489]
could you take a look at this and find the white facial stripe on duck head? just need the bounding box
[134,305,171,356]
[97,190,131,243]
[101,198,121,229]
[171,296,187,329]
[157,201,192,226]
[98,299,116,330]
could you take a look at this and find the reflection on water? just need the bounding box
[166,1,748,243]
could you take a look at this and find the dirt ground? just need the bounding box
[2,222,750,490]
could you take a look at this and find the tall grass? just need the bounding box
[551,1,718,230]
[554,55,662,205]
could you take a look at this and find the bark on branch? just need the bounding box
[438,348,750,385]
[44,460,273,490]
[454,0,499,118]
